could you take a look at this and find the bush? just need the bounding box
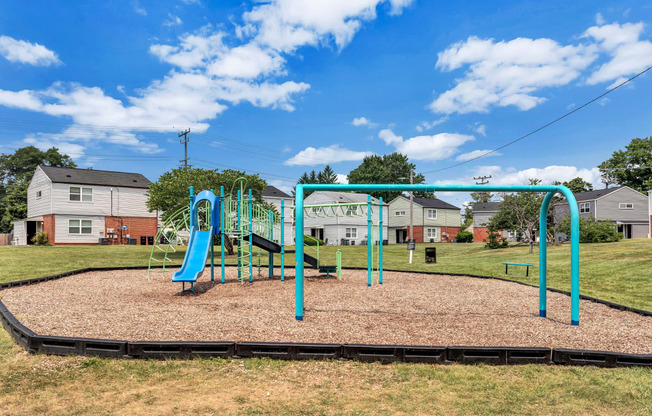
[455,230,474,243]
[557,215,623,243]
[31,231,50,246]
[304,235,324,246]
[484,230,508,249]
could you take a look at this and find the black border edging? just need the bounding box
[0,266,650,366]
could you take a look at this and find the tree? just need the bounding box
[489,179,547,253]
[554,177,593,194]
[0,146,76,232]
[294,164,338,197]
[599,136,652,192]
[557,215,622,243]
[347,153,432,201]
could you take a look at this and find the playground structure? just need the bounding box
[294,183,581,326]
[147,180,385,291]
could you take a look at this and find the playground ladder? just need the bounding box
[147,206,191,279]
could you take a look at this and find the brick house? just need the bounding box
[470,202,507,243]
[387,196,460,243]
[12,165,157,245]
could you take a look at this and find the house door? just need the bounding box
[310,228,324,241]
[26,221,43,245]
[617,224,632,239]
[396,229,407,243]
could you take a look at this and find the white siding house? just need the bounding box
[13,165,156,245]
[262,185,294,245]
[302,191,388,246]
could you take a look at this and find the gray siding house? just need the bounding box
[303,191,388,245]
[261,185,294,245]
[553,186,649,239]
[388,196,461,244]
[12,165,157,245]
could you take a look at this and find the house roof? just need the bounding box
[307,190,383,205]
[262,185,291,198]
[411,196,459,210]
[472,201,501,212]
[38,165,151,189]
[570,186,622,201]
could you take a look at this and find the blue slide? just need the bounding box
[172,227,212,289]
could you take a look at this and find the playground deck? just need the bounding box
[1,267,650,354]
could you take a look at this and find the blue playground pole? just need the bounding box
[539,192,555,318]
[210,189,214,282]
[281,199,285,282]
[379,196,383,285]
[237,189,241,282]
[248,189,253,283]
[294,183,581,325]
[367,194,372,287]
[295,185,305,320]
[268,210,274,278]
[220,186,225,284]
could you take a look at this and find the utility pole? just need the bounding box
[179,129,191,168]
[474,175,492,185]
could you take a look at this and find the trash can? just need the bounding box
[140,236,146,245]
[425,247,437,264]
[147,236,154,245]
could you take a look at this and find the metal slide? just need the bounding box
[171,227,212,288]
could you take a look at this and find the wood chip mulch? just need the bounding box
[1,267,650,354]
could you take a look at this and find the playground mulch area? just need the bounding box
[1,267,650,354]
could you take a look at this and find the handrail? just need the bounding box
[304,235,320,266]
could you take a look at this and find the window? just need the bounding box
[579,202,590,213]
[345,206,358,216]
[70,186,92,202]
[35,190,42,199]
[395,210,406,217]
[427,209,437,219]
[69,219,92,234]
[345,227,357,238]
[426,228,438,238]
[619,203,634,210]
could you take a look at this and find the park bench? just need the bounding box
[502,262,534,277]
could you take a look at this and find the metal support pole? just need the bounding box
[249,189,253,283]
[379,196,383,285]
[220,186,225,284]
[295,185,305,320]
[367,194,372,287]
[281,199,285,282]
[210,189,214,282]
[268,210,274,278]
[539,192,555,318]
[237,189,241,282]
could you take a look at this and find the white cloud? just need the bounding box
[133,1,147,16]
[164,13,183,27]
[595,13,606,26]
[336,173,348,184]
[455,149,500,161]
[352,116,376,127]
[0,35,61,66]
[379,128,474,161]
[284,145,371,166]
[430,35,597,114]
[416,116,447,132]
[472,123,486,136]
[584,22,652,87]
[475,165,602,188]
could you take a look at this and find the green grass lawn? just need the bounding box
[0,240,650,414]
[1,239,651,310]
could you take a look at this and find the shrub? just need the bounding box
[31,231,50,246]
[304,235,324,246]
[484,229,508,249]
[557,215,623,243]
[455,230,474,243]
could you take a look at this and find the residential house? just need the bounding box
[388,196,461,244]
[553,186,649,239]
[12,165,157,245]
[303,191,388,245]
[649,190,652,238]
[261,185,294,245]
[471,202,507,243]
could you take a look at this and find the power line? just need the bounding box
[422,64,652,174]
[178,129,191,168]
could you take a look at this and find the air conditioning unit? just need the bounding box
[107,228,114,234]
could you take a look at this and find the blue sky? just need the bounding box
[1,0,651,205]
